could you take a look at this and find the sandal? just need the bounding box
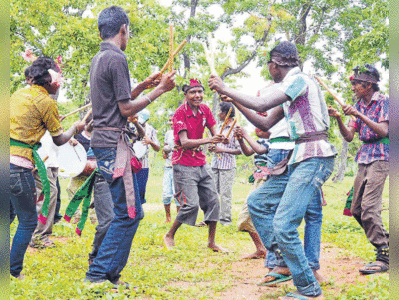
[279,292,322,299]
[359,261,389,275]
[257,272,292,286]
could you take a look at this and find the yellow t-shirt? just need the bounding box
[10,85,63,163]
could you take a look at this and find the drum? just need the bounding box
[81,159,97,176]
[133,141,147,160]
[58,143,87,178]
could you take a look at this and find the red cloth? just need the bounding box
[172,102,216,166]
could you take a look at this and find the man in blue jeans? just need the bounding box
[85,6,175,289]
[233,82,327,286]
[209,41,336,299]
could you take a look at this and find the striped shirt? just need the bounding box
[211,121,241,169]
[348,92,389,164]
[140,123,159,168]
[278,67,337,164]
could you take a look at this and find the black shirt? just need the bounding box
[90,42,131,147]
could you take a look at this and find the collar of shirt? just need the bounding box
[282,66,301,81]
[183,101,204,117]
[100,41,125,57]
[31,85,49,97]
[357,91,380,109]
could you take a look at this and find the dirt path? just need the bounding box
[213,242,371,300]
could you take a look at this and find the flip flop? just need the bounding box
[359,262,389,275]
[279,292,318,299]
[257,272,292,286]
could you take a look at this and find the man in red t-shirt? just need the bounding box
[163,79,228,252]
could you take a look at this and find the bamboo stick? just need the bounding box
[225,119,237,139]
[82,108,92,123]
[62,103,92,118]
[169,24,174,73]
[315,76,356,121]
[160,40,187,74]
[219,107,233,134]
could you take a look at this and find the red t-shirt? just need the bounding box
[172,102,217,166]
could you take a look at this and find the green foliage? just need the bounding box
[10,173,388,299]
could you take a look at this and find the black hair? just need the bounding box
[28,57,59,87]
[98,6,130,40]
[24,66,32,80]
[270,41,300,67]
[182,84,204,94]
[219,102,235,118]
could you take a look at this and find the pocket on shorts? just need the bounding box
[10,173,23,196]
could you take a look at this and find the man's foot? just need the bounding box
[359,261,389,275]
[278,292,324,299]
[313,270,330,285]
[240,250,266,260]
[111,280,130,291]
[195,221,207,227]
[29,239,55,249]
[208,244,229,253]
[163,234,175,249]
[11,274,25,280]
[258,266,291,286]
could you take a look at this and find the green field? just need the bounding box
[10,161,389,299]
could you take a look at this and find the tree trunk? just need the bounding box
[332,138,348,182]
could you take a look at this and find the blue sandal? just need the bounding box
[257,272,292,286]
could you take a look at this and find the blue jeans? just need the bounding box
[136,168,149,204]
[249,148,291,269]
[10,164,38,277]
[263,188,323,271]
[249,156,334,296]
[85,148,144,284]
[89,174,114,261]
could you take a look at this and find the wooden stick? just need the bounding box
[82,108,92,123]
[32,156,49,172]
[225,119,237,139]
[169,24,174,73]
[219,107,233,134]
[63,103,92,118]
[315,76,356,121]
[160,40,187,74]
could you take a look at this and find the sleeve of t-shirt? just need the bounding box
[205,106,217,129]
[110,56,131,102]
[378,97,389,123]
[173,109,187,135]
[278,74,307,101]
[37,96,63,137]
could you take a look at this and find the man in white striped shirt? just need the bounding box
[209,102,241,225]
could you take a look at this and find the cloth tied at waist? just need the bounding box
[95,126,140,219]
[10,138,50,225]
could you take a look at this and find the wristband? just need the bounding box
[144,95,152,104]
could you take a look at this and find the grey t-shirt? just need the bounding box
[90,42,131,147]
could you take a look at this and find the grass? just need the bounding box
[10,159,389,299]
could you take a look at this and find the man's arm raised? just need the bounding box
[118,71,176,118]
[209,75,289,112]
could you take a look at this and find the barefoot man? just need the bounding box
[163,79,228,252]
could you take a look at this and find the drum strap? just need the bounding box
[10,138,51,225]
